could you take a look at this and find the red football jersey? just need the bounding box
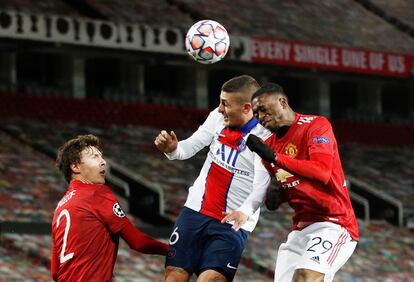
[51,180,129,281]
[264,113,359,240]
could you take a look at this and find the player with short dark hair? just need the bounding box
[154,75,271,282]
[223,83,359,282]
[51,134,168,281]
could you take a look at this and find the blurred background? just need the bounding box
[0,0,413,281]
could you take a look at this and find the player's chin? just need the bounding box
[96,175,106,184]
[264,121,276,131]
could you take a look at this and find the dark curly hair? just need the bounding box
[56,134,102,183]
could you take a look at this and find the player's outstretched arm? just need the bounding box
[120,222,169,255]
[247,134,333,184]
[154,130,178,153]
[246,134,277,164]
[277,153,333,184]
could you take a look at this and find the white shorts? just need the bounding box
[274,222,357,282]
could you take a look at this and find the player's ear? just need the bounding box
[70,163,81,174]
[279,96,288,109]
[243,102,252,114]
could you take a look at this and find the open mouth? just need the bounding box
[100,170,106,176]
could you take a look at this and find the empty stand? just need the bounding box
[341,143,414,216]
[175,0,414,54]
[0,131,66,223]
[0,0,81,17]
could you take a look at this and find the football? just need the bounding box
[185,20,230,64]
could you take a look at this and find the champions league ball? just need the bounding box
[185,20,230,64]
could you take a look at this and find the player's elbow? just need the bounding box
[316,163,332,184]
[320,175,330,185]
[319,168,332,184]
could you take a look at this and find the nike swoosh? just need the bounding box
[226,263,237,270]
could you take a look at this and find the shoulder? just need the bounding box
[297,114,331,127]
[203,108,225,129]
[251,122,272,141]
[312,116,332,131]
[315,115,331,125]
[92,184,117,200]
[208,107,224,122]
[264,132,277,145]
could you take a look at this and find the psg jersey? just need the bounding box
[166,108,271,231]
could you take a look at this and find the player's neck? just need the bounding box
[275,111,296,137]
[72,176,93,185]
[275,126,290,138]
[285,110,296,126]
[241,113,254,127]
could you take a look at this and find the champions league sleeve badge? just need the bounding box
[113,202,126,218]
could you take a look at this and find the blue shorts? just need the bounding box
[166,207,248,281]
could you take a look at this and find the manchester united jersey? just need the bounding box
[240,113,359,240]
[166,108,271,231]
[51,180,130,281]
[238,114,359,240]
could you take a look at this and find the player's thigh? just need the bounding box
[165,266,191,282]
[197,269,227,282]
[292,268,324,282]
[295,222,356,282]
[199,222,248,281]
[166,207,207,273]
[274,230,302,282]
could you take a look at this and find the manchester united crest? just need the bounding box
[284,143,298,158]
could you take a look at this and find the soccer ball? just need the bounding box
[185,20,230,64]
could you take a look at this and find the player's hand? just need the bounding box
[221,211,248,231]
[265,186,281,211]
[246,134,277,164]
[154,130,178,153]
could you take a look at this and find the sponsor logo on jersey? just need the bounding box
[113,202,126,218]
[312,136,330,144]
[275,169,294,183]
[284,143,298,158]
[275,169,300,189]
[211,147,250,176]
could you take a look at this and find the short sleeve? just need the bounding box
[91,186,130,234]
[307,117,335,156]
